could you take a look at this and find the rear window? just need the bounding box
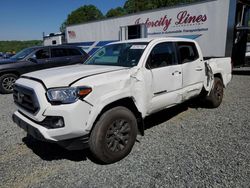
[177,42,199,63]
[51,48,68,58]
[67,48,82,56]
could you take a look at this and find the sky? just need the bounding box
[0,0,126,41]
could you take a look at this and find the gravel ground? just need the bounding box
[0,75,249,188]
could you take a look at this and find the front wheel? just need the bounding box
[89,106,138,164]
[0,74,18,94]
[206,77,224,108]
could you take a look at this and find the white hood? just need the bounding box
[23,64,127,88]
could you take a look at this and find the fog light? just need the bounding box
[51,117,65,128]
[41,116,65,129]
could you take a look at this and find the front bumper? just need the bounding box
[13,78,94,150]
[13,112,46,141]
[13,112,90,150]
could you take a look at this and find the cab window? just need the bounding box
[177,42,199,63]
[51,48,67,58]
[35,49,50,59]
[67,48,82,56]
[147,42,177,69]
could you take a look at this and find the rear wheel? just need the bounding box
[206,77,224,108]
[0,74,18,94]
[89,106,138,164]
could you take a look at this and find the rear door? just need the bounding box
[50,47,70,68]
[146,42,182,113]
[177,42,205,100]
[66,48,88,64]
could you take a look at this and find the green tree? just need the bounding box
[0,40,42,53]
[123,0,200,13]
[153,0,199,8]
[64,5,103,26]
[124,0,156,13]
[60,21,66,33]
[106,7,127,18]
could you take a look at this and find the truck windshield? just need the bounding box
[10,48,35,60]
[85,42,148,67]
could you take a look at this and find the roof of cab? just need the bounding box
[110,37,195,45]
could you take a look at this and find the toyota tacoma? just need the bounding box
[12,38,232,164]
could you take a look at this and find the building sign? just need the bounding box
[135,10,208,36]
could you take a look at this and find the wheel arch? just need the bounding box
[214,73,224,87]
[0,71,20,78]
[90,97,145,136]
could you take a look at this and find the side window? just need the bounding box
[51,48,68,58]
[35,49,49,59]
[178,42,199,63]
[67,48,82,56]
[147,42,177,69]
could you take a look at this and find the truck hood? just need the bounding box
[22,64,127,88]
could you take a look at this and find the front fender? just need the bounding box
[84,90,139,132]
[0,69,20,76]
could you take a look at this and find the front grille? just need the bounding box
[13,84,40,114]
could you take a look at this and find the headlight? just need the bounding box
[47,86,92,104]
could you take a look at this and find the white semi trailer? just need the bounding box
[65,0,250,66]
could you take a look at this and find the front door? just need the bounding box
[34,48,51,70]
[146,42,182,113]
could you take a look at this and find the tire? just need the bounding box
[0,74,18,94]
[206,77,224,108]
[89,106,138,164]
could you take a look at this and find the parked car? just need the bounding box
[12,38,232,164]
[2,52,15,59]
[0,45,89,93]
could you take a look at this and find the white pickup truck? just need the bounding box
[12,38,232,164]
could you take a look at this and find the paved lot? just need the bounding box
[0,75,249,188]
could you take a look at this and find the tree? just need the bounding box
[124,0,156,13]
[106,7,127,18]
[153,0,199,8]
[60,21,66,33]
[123,0,200,13]
[64,5,103,26]
[0,41,42,53]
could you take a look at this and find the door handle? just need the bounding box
[195,67,203,71]
[172,71,181,75]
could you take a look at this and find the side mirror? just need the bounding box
[28,58,38,63]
